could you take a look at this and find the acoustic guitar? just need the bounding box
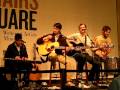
[94,44,114,60]
[37,42,59,56]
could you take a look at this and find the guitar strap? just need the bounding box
[85,35,87,46]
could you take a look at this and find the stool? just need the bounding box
[49,61,61,86]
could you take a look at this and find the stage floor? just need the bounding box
[0,79,110,90]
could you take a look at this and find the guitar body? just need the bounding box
[70,42,84,47]
[38,42,59,55]
[67,42,85,56]
[94,42,113,60]
[95,49,109,60]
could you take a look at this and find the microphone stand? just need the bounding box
[61,46,67,89]
[64,46,67,70]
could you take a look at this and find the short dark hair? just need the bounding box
[15,33,22,41]
[78,23,87,29]
[53,23,62,30]
[102,26,111,32]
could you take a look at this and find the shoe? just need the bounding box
[88,81,97,88]
[66,81,75,86]
[82,83,91,88]
[90,84,97,88]
[78,83,82,88]
[48,86,61,89]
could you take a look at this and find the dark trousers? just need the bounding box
[72,52,101,81]
[88,63,100,81]
[72,52,86,72]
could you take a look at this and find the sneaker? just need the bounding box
[66,81,75,86]
[78,83,82,88]
[82,83,91,88]
[88,82,97,88]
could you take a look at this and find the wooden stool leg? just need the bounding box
[49,61,61,86]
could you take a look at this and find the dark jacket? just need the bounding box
[51,33,68,46]
[4,42,28,59]
[4,42,29,69]
[51,33,68,55]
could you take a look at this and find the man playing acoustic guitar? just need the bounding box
[93,26,113,60]
[67,23,95,88]
[91,25,113,84]
[37,23,76,86]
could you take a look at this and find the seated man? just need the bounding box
[4,33,32,86]
[67,23,100,87]
[37,23,76,86]
[91,25,113,83]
